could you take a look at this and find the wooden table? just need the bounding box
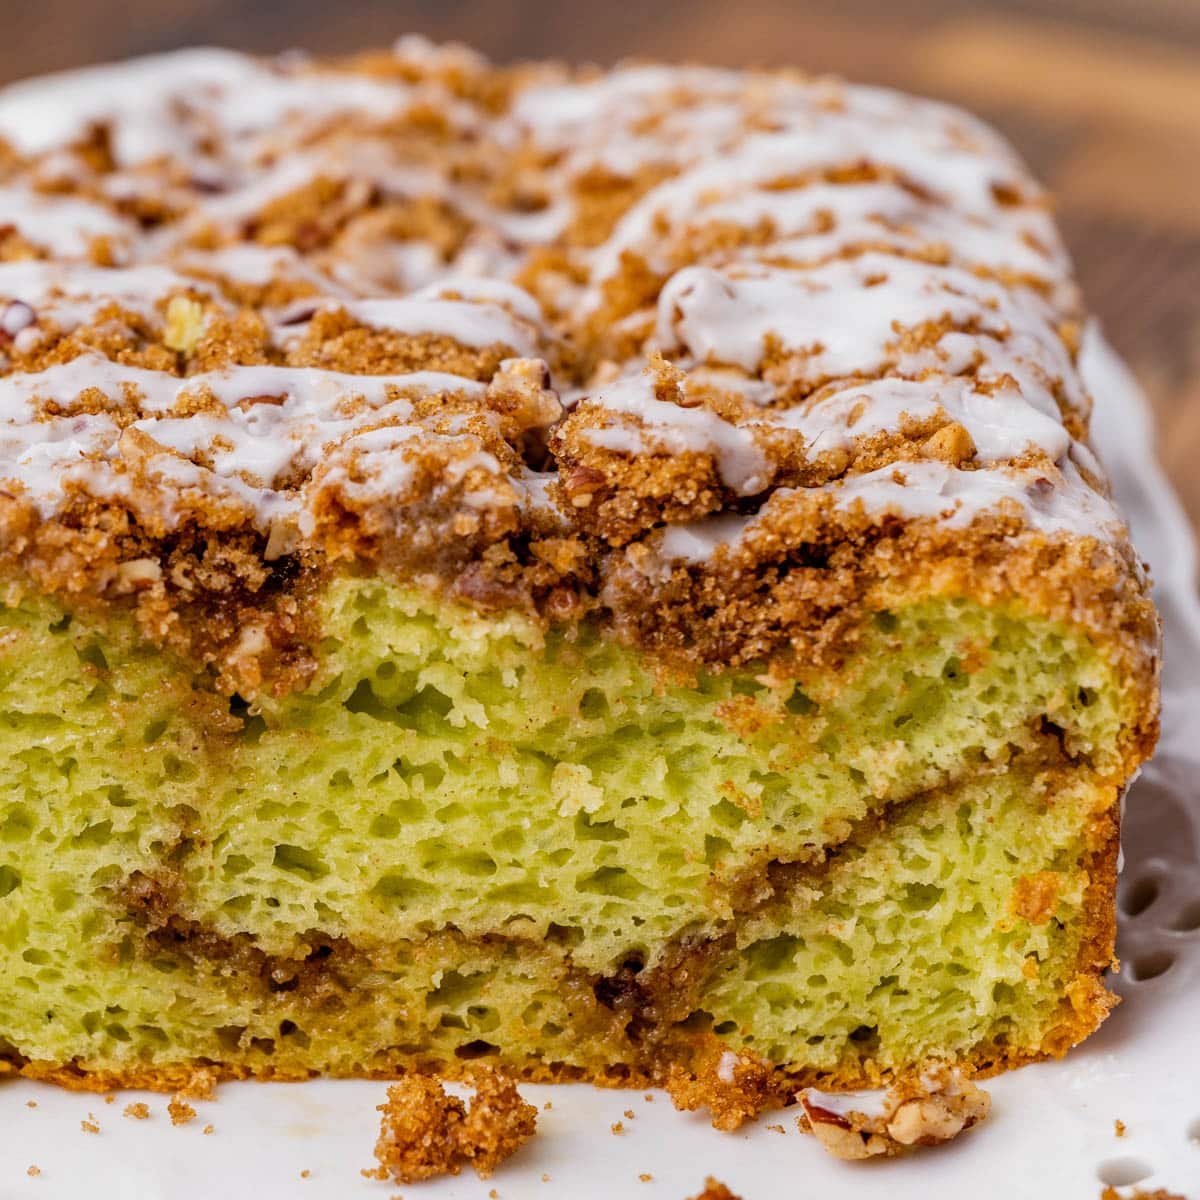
[5,0,1200,529]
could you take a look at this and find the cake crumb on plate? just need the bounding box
[369,1068,536,1184]
[687,1179,742,1200]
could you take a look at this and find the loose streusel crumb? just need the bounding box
[687,1179,742,1200]
[1114,1118,1126,1137]
[624,1109,636,1120]
[666,1045,774,1131]
[203,1123,215,1135]
[639,1173,653,1183]
[103,1094,116,1105]
[26,1100,37,1109]
[300,1169,311,1179]
[168,1095,197,1126]
[369,1068,536,1185]
[766,1123,786,1134]
[541,1173,551,1182]
[611,1121,625,1135]
[80,1114,100,1134]
[1100,1189,1185,1200]
[124,1102,151,1120]
[27,1165,41,1178]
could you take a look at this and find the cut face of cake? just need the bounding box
[0,40,1158,1110]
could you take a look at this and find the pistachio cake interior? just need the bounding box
[0,41,1158,1104]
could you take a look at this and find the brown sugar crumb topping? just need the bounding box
[367,1067,536,1185]
[123,1101,151,1120]
[0,41,1157,704]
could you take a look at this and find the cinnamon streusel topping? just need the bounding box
[0,40,1158,692]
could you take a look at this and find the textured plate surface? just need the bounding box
[0,329,1197,1199]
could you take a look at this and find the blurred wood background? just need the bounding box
[4,0,1200,528]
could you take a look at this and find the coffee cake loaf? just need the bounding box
[0,41,1158,1115]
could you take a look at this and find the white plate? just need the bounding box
[2,330,1197,1199]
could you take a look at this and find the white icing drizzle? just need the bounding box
[584,372,770,495]
[0,261,218,331]
[800,1087,891,1121]
[0,185,136,258]
[0,49,417,167]
[0,353,489,521]
[657,460,1121,565]
[0,45,1126,560]
[591,148,1064,295]
[172,244,349,293]
[289,276,546,352]
[775,376,1071,464]
[656,254,1077,407]
[831,458,1119,535]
